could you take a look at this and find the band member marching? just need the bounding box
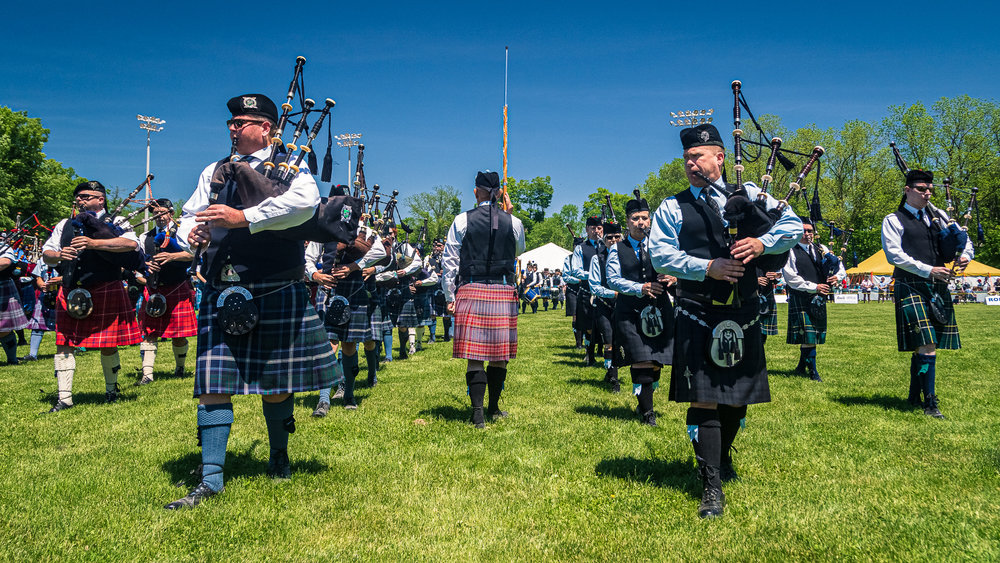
[426,238,452,342]
[648,123,802,518]
[21,259,59,362]
[588,220,621,392]
[562,241,584,348]
[568,217,604,365]
[442,171,525,428]
[0,243,31,365]
[306,186,387,414]
[881,169,972,419]
[166,92,340,509]
[136,198,196,385]
[607,193,676,425]
[781,218,845,381]
[378,225,424,359]
[41,181,144,411]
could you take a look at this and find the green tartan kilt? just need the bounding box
[786,291,826,345]
[759,293,778,336]
[893,278,960,351]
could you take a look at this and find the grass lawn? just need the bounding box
[1,302,998,561]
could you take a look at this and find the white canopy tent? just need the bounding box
[517,242,572,273]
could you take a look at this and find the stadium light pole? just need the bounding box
[137,114,166,224]
[334,133,362,186]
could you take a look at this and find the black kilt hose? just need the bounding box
[786,290,826,345]
[324,276,374,343]
[669,297,769,406]
[893,276,960,351]
[194,280,340,397]
[613,294,674,368]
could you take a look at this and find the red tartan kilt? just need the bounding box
[139,281,198,338]
[55,281,141,348]
[452,283,518,361]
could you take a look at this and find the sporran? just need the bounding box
[216,285,258,336]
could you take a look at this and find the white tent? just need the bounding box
[518,242,572,273]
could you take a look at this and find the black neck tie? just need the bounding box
[702,186,723,218]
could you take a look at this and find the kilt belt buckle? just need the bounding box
[217,285,258,336]
[676,306,758,369]
[145,292,168,318]
[66,288,94,320]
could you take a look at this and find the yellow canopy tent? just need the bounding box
[846,250,1000,277]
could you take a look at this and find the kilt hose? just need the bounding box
[760,293,778,336]
[26,291,57,331]
[612,297,673,368]
[139,281,198,339]
[194,280,340,397]
[0,278,29,332]
[893,278,960,352]
[565,284,579,317]
[669,297,769,406]
[55,281,141,348]
[786,291,826,345]
[452,283,518,362]
[323,277,374,343]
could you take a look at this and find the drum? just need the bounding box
[523,288,539,302]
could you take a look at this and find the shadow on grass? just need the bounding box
[419,404,469,423]
[36,390,138,410]
[832,394,916,412]
[767,368,808,378]
[566,377,609,389]
[575,404,636,422]
[161,440,329,487]
[595,456,699,496]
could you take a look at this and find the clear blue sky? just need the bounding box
[4,1,997,216]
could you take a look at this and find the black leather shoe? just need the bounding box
[164,481,222,510]
[609,378,621,394]
[267,449,291,479]
[311,401,330,418]
[809,371,823,382]
[135,377,153,386]
[20,355,38,362]
[470,407,485,429]
[105,384,120,404]
[698,487,726,519]
[48,401,73,413]
[923,395,945,419]
[637,407,656,427]
[487,408,508,421]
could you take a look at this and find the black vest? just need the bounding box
[202,157,306,283]
[614,239,656,311]
[892,205,943,280]
[577,239,600,294]
[675,188,757,304]
[57,219,123,288]
[143,229,189,286]
[788,244,824,298]
[457,204,516,286]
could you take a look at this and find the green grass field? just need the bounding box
[1,302,998,561]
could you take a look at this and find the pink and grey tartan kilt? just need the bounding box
[452,283,518,361]
[26,290,56,331]
[55,281,141,348]
[0,279,29,332]
[139,281,198,339]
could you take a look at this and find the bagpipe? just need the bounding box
[890,142,982,275]
[188,56,361,279]
[142,217,182,318]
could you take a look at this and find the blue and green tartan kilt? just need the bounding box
[327,304,374,343]
[786,291,826,345]
[760,294,778,336]
[194,280,341,397]
[893,278,960,351]
[397,296,421,328]
[415,291,434,325]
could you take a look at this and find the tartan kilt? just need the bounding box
[893,278,960,351]
[452,283,518,361]
[26,291,57,331]
[429,288,447,317]
[55,281,141,348]
[786,291,826,345]
[565,284,579,317]
[759,294,778,335]
[592,296,615,346]
[139,281,198,339]
[414,290,434,326]
[613,296,673,367]
[0,279,29,332]
[575,290,595,332]
[194,280,340,397]
[669,297,769,405]
[397,296,420,328]
[369,289,394,333]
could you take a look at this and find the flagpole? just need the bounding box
[501,46,510,211]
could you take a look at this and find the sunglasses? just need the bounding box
[75,193,103,201]
[226,118,265,129]
[911,184,935,194]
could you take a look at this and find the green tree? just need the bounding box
[637,158,688,210]
[524,204,582,251]
[0,107,82,229]
[404,185,463,242]
[507,176,553,224]
[581,188,630,225]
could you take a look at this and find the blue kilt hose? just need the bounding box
[194,280,341,397]
[893,277,960,352]
[669,298,769,406]
[324,277,374,343]
[786,291,826,345]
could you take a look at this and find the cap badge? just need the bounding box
[699,130,710,142]
[242,96,258,109]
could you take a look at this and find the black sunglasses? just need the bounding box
[226,118,265,129]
